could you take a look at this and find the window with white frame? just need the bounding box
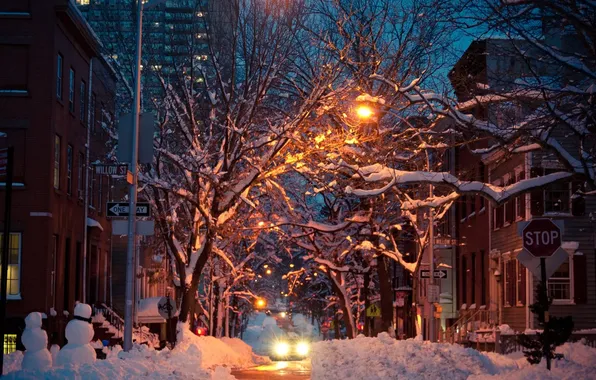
[0,233,22,299]
[80,80,86,122]
[548,258,572,301]
[77,152,84,199]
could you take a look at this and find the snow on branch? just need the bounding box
[344,163,572,206]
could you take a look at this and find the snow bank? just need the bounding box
[311,333,596,380]
[2,351,23,374]
[176,322,269,369]
[2,344,230,379]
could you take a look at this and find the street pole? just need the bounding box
[428,184,435,342]
[540,257,551,370]
[0,146,14,376]
[123,0,143,352]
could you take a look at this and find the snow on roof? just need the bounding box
[86,218,103,231]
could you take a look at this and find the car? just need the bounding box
[270,334,311,361]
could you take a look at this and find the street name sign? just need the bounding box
[94,164,128,176]
[106,202,151,217]
[420,269,447,279]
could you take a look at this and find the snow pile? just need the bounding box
[311,333,596,380]
[2,344,229,380]
[2,351,23,374]
[176,322,269,369]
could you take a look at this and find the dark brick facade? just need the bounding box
[0,0,115,344]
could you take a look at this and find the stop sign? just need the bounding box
[522,219,562,257]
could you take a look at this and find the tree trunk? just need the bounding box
[328,271,356,339]
[363,272,370,336]
[178,237,213,324]
[377,256,394,334]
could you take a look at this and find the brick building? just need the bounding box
[0,0,116,350]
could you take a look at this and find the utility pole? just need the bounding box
[428,184,435,342]
[123,0,143,352]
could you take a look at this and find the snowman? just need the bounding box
[55,303,96,366]
[21,312,52,371]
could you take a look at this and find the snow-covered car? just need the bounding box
[270,336,311,361]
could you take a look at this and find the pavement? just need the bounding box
[232,360,311,379]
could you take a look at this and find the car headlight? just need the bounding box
[296,341,309,356]
[274,342,290,356]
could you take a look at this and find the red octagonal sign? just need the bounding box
[522,219,562,257]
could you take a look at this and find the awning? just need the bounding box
[87,217,104,231]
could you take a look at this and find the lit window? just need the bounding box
[0,233,22,299]
[196,33,207,39]
[4,334,17,354]
[77,0,90,4]
[54,135,61,189]
[196,11,205,17]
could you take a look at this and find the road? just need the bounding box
[232,360,311,380]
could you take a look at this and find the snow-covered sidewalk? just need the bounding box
[311,333,596,380]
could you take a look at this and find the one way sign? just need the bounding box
[420,269,448,279]
[106,202,151,217]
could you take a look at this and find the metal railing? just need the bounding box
[444,309,496,343]
[94,303,124,338]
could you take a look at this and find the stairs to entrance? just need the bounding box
[92,304,125,347]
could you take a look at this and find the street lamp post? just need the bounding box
[123,0,165,352]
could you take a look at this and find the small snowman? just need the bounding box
[21,312,52,371]
[55,303,96,366]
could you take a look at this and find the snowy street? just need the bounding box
[232,361,311,380]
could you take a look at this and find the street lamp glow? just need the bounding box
[266,269,272,275]
[256,298,266,308]
[356,105,373,119]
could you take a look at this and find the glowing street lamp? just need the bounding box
[356,104,374,119]
[255,298,267,309]
[266,268,272,275]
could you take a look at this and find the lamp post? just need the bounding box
[123,0,165,352]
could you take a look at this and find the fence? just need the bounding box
[463,331,596,355]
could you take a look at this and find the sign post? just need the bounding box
[0,147,14,376]
[518,218,564,371]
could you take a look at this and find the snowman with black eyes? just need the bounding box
[55,303,96,366]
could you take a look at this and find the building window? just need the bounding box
[90,93,96,131]
[492,179,503,229]
[77,152,85,200]
[503,173,512,225]
[504,259,526,307]
[54,135,61,189]
[460,196,467,222]
[80,80,86,122]
[67,145,73,195]
[461,256,467,305]
[471,253,476,304]
[548,258,572,301]
[0,233,22,299]
[69,68,75,113]
[515,168,526,220]
[544,169,571,214]
[56,54,63,100]
[89,170,95,209]
[3,334,17,354]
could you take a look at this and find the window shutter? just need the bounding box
[571,181,585,216]
[530,168,544,216]
[506,261,514,305]
[573,254,587,304]
[518,264,526,306]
